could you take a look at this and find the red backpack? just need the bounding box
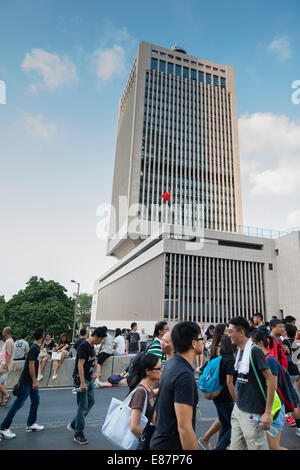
[265,352,297,413]
[267,336,288,370]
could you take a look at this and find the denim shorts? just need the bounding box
[272,404,285,432]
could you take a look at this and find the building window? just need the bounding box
[213,75,219,87]
[175,64,181,77]
[206,73,211,85]
[183,67,189,79]
[199,71,204,83]
[152,50,158,55]
[167,62,174,75]
[151,58,158,71]
[269,263,273,270]
[221,77,226,88]
[159,60,166,73]
[191,69,196,80]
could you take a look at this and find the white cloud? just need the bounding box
[268,36,292,60]
[21,49,78,92]
[238,112,300,196]
[24,113,57,140]
[94,45,126,81]
[287,210,300,227]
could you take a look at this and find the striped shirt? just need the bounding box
[147,338,166,363]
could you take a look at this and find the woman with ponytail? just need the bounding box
[128,353,162,439]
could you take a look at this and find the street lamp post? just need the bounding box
[71,280,80,345]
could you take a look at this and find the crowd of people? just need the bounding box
[0,314,300,450]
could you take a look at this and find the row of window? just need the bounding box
[151,58,226,87]
[151,50,226,74]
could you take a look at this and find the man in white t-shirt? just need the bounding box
[95,327,113,388]
[113,329,125,356]
[140,328,148,352]
[13,333,29,360]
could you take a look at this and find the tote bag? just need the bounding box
[102,386,148,450]
[52,352,62,361]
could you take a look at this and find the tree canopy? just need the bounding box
[1,276,75,342]
[72,292,92,325]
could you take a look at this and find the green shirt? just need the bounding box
[147,338,166,363]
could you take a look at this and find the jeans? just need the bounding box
[214,401,234,450]
[113,351,124,356]
[140,342,147,352]
[71,380,95,437]
[0,384,40,429]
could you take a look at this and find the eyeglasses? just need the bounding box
[152,367,162,370]
[194,337,204,342]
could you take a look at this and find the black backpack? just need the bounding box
[126,351,146,388]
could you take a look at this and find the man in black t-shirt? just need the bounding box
[68,327,106,445]
[0,327,45,440]
[74,328,88,351]
[253,312,269,338]
[126,322,140,355]
[150,321,203,450]
[228,316,276,450]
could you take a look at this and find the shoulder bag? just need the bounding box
[102,386,148,450]
[249,346,282,421]
[136,388,159,450]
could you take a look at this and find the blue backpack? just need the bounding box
[198,356,223,400]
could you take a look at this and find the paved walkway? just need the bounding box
[0,387,299,450]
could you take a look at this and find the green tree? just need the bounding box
[72,293,92,325]
[2,276,75,342]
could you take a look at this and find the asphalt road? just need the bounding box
[0,386,299,450]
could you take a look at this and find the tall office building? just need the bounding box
[107,41,242,259]
[92,42,300,331]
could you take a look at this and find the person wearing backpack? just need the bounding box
[282,323,300,428]
[228,316,276,450]
[250,329,288,450]
[198,323,228,450]
[267,319,288,370]
[212,335,237,450]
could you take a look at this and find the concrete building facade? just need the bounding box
[91,41,300,332]
[107,41,243,259]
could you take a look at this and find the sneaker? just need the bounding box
[296,428,300,438]
[37,374,43,382]
[198,437,211,450]
[52,375,57,380]
[0,429,16,439]
[287,416,296,427]
[74,434,88,445]
[67,423,75,432]
[26,423,45,432]
[94,378,101,388]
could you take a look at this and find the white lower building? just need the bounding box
[90,227,300,334]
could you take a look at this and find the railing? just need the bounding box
[207,225,293,239]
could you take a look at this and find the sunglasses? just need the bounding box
[152,367,162,370]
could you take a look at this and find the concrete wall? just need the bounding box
[7,354,200,388]
[6,356,135,389]
[96,254,164,327]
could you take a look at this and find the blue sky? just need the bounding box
[1,0,300,300]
